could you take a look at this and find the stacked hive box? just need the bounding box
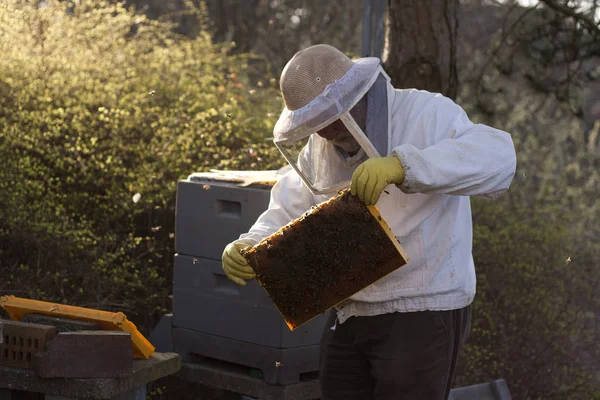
[161,175,328,385]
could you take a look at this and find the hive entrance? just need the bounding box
[242,190,408,329]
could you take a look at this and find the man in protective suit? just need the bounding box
[221,44,517,400]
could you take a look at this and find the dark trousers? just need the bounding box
[319,305,471,400]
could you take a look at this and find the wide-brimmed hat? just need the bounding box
[274,44,381,143]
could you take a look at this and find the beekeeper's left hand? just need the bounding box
[351,156,405,206]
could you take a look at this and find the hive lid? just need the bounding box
[242,190,409,330]
[0,296,154,359]
[187,168,287,187]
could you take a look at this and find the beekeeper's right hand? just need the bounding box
[222,241,256,286]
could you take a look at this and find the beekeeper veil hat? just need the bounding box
[274,44,390,195]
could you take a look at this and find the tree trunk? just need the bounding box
[383,0,458,100]
[205,0,258,52]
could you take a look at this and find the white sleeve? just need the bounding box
[237,168,315,245]
[393,97,517,199]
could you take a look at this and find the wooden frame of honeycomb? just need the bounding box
[242,189,409,330]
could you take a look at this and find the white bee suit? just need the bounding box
[239,77,517,323]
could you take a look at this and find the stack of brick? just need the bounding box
[0,316,133,378]
[0,320,56,369]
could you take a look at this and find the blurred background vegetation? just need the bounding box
[0,0,598,399]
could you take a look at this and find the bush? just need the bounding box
[456,196,599,399]
[455,83,600,398]
[0,0,284,333]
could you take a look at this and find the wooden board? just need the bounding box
[187,170,281,186]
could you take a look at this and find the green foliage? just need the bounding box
[456,197,599,399]
[455,85,600,398]
[458,21,599,399]
[0,0,283,333]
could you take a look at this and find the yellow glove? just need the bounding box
[222,241,256,286]
[351,156,405,206]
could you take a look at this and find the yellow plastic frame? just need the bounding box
[0,296,155,359]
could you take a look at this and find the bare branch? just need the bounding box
[540,0,600,35]
[474,4,539,89]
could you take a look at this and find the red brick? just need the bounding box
[33,331,133,378]
[0,319,57,369]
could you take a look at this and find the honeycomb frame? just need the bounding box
[242,190,409,330]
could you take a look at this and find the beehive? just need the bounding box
[242,189,409,330]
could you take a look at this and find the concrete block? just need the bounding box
[33,331,133,378]
[22,313,102,333]
[0,352,180,399]
[0,319,57,369]
[449,379,512,400]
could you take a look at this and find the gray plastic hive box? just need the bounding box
[172,254,326,349]
[155,175,328,385]
[175,178,271,260]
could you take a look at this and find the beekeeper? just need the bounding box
[222,44,517,400]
